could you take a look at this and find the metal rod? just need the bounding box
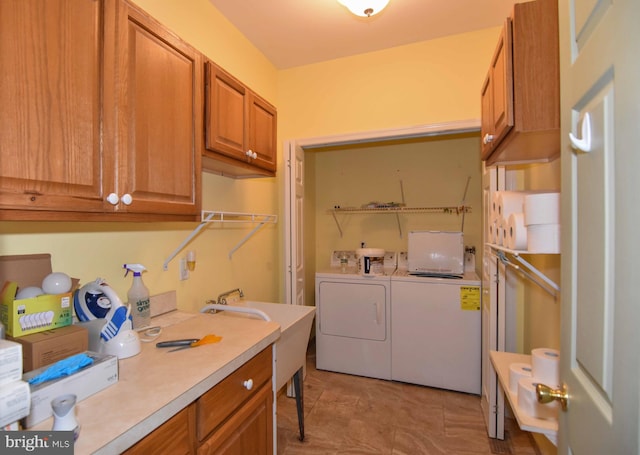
[495,251,558,297]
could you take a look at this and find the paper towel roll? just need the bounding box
[517,377,559,420]
[507,213,527,250]
[527,224,561,253]
[509,362,532,394]
[497,191,527,220]
[524,192,560,225]
[531,348,560,386]
[496,218,506,246]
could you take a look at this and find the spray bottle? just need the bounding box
[123,264,150,329]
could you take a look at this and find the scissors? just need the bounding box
[156,334,222,352]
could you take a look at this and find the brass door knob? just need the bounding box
[536,383,569,411]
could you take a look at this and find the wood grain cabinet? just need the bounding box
[123,347,273,455]
[203,62,277,178]
[0,0,201,221]
[480,0,560,166]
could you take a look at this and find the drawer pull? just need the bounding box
[243,379,254,390]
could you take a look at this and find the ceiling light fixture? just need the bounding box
[337,0,390,18]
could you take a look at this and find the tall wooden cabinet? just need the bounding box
[0,0,201,221]
[480,0,559,166]
[203,62,277,178]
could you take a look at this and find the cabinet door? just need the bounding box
[113,1,201,216]
[0,0,112,214]
[247,93,277,173]
[480,19,513,160]
[197,381,273,455]
[123,404,196,455]
[204,62,248,161]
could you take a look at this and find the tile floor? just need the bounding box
[276,342,540,455]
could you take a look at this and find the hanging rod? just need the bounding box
[489,245,560,297]
[163,211,278,269]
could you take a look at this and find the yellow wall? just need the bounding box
[311,135,483,273]
[1,0,501,315]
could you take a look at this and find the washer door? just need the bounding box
[318,281,387,341]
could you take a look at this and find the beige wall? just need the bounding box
[1,0,501,315]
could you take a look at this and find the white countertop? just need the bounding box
[30,311,281,454]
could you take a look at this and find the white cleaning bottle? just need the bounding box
[123,264,150,329]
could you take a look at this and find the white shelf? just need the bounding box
[490,351,558,444]
[163,210,278,269]
[330,205,472,238]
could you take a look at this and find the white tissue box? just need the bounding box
[0,380,30,427]
[0,340,23,386]
[22,351,118,428]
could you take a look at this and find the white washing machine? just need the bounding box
[391,254,481,394]
[315,251,395,380]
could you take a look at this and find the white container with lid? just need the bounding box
[355,248,385,276]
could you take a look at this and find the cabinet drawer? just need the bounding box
[124,404,196,455]
[197,347,272,441]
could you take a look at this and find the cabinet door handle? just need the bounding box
[246,149,257,159]
[120,193,133,205]
[106,193,119,205]
[243,379,254,390]
[569,112,592,152]
[483,133,494,145]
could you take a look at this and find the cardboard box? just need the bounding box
[0,254,76,337]
[23,351,118,428]
[0,340,23,386]
[7,325,89,373]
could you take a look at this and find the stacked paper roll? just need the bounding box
[496,218,505,246]
[496,191,527,221]
[509,362,532,394]
[491,192,501,224]
[488,221,498,244]
[524,192,560,225]
[506,213,527,250]
[531,348,560,386]
[517,377,559,420]
[524,192,561,253]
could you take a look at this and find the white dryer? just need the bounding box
[315,252,395,380]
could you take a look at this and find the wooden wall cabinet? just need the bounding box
[123,347,273,455]
[480,0,560,166]
[0,0,202,221]
[203,62,277,178]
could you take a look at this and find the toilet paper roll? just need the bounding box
[524,192,560,225]
[496,218,506,246]
[517,377,559,420]
[509,362,533,394]
[491,192,501,223]
[497,191,527,220]
[488,221,498,244]
[507,213,527,250]
[531,348,560,386]
[527,224,561,253]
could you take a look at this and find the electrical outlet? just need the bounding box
[179,258,189,280]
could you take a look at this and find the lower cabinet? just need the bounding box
[123,347,273,455]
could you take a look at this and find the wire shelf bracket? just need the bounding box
[163,211,278,269]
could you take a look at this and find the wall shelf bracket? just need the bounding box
[163,211,278,269]
[488,244,560,297]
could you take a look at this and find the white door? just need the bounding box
[284,141,305,307]
[559,0,640,452]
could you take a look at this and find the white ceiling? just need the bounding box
[208,0,521,69]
